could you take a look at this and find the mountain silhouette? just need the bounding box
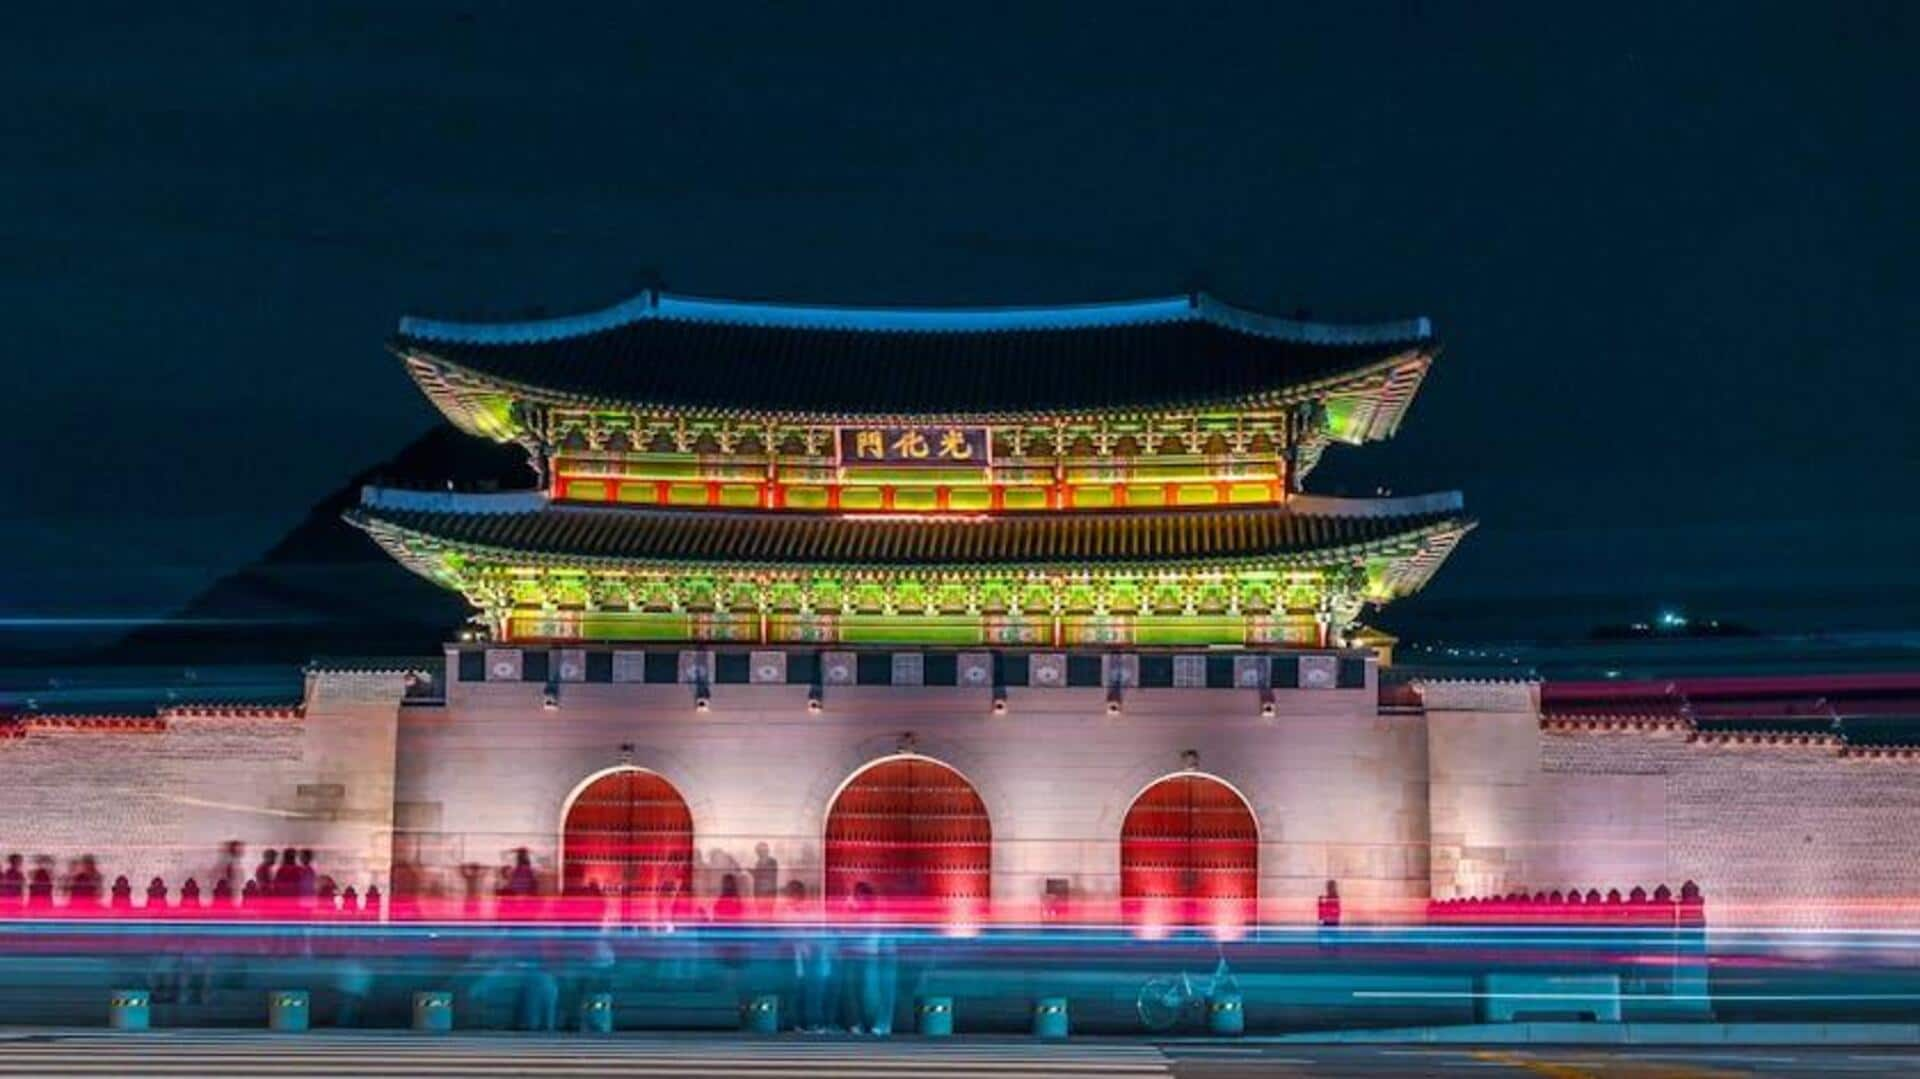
[97,427,532,665]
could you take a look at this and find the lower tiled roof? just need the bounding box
[349,490,1469,571]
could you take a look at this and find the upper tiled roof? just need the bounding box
[349,489,1469,572]
[393,291,1434,420]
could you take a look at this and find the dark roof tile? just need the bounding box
[395,293,1432,416]
[350,491,1468,570]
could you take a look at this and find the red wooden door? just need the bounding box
[1121,774,1258,927]
[562,769,694,912]
[825,756,990,913]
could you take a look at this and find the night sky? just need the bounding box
[5,3,1915,648]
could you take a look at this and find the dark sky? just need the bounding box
[4,2,1915,644]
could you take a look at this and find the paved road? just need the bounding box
[0,1031,1170,1076]
[1166,1043,1920,1077]
[0,1032,1916,1076]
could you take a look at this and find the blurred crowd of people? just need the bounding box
[0,841,361,913]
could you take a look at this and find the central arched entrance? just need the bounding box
[1121,772,1258,929]
[824,754,990,916]
[561,767,695,913]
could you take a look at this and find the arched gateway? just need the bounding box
[561,767,695,903]
[1121,773,1258,927]
[824,755,990,913]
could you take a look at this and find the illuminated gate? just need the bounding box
[824,755,991,913]
[1121,773,1258,928]
[561,768,694,909]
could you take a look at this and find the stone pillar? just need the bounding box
[1419,680,1541,900]
[298,669,409,900]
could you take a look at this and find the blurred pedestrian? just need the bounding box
[272,846,301,904]
[68,856,102,907]
[851,882,896,1036]
[0,854,24,909]
[296,850,318,908]
[214,840,244,897]
[252,849,278,896]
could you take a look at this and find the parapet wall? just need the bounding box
[0,670,407,899]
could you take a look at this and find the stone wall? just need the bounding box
[1421,680,1541,900]
[395,657,1430,920]
[13,658,1910,925]
[1541,730,1920,926]
[0,670,406,899]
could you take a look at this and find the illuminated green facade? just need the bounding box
[354,291,1470,646]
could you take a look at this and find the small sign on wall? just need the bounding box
[1299,655,1339,690]
[1028,653,1066,687]
[612,651,648,683]
[821,651,857,685]
[484,649,522,682]
[678,650,715,685]
[1103,654,1140,689]
[957,652,994,687]
[750,651,787,684]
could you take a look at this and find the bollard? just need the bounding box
[269,990,310,1032]
[1207,991,1244,1036]
[108,989,151,1031]
[412,990,453,1032]
[915,995,954,1037]
[1031,996,1069,1039]
[578,992,614,1034]
[742,994,780,1035]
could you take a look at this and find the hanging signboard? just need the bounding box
[836,426,991,466]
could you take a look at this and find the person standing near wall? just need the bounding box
[850,882,897,1036]
[252,849,278,898]
[797,881,839,1033]
[0,855,24,910]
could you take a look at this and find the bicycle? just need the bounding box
[1136,953,1238,1032]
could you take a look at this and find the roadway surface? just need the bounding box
[1,1032,1918,1077]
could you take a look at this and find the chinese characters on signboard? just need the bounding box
[836,426,990,466]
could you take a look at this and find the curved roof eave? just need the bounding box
[398,346,1433,431]
[398,289,1433,348]
[346,501,1472,583]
